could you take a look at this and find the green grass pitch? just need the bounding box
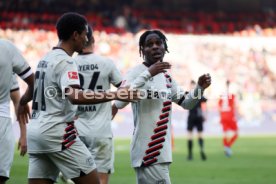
[8,136,276,184]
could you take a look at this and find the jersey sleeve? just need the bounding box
[201,96,207,103]
[109,60,122,87]
[4,40,32,79]
[128,70,151,89]
[55,59,80,92]
[10,73,19,92]
[171,78,204,110]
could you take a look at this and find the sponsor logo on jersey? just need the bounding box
[145,90,172,100]
[68,71,79,80]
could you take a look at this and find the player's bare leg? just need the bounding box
[71,169,100,184]
[228,130,238,147]
[29,178,54,184]
[223,131,232,157]
[187,131,193,160]
[98,173,109,184]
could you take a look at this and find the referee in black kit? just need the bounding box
[186,80,207,161]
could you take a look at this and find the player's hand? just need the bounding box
[18,135,27,156]
[17,104,31,125]
[116,86,141,102]
[112,104,118,120]
[148,61,171,77]
[197,73,211,89]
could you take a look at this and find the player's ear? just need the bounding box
[72,31,79,40]
[142,49,145,58]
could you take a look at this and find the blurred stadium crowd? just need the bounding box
[0,28,275,101]
[1,0,276,34]
[1,0,275,130]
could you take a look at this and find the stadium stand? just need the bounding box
[1,0,276,34]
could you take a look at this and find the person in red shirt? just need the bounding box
[218,80,238,157]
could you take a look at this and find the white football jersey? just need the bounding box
[27,48,80,153]
[115,63,203,167]
[0,39,31,118]
[74,53,122,138]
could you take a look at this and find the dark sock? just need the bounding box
[188,140,193,156]
[198,138,204,151]
[199,138,207,160]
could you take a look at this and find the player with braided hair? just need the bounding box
[112,29,211,184]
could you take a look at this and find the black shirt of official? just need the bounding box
[188,97,207,119]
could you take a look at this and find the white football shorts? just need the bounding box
[0,117,15,178]
[79,136,114,174]
[135,163,171,184]
[28,139,96,181]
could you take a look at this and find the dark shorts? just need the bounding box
[187,117,204,132]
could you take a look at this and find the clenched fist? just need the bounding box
[197,73,211,89]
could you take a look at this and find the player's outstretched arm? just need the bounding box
[177,74,211,110]
[66,86,140,105]
[197,73,211,90]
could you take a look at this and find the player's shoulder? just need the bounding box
[47,49,75,70]
[91,53,114,64]
[0,39,16,52]
[126,63,146,77]
[129,63,146,72]
[0,38,13,46]
[75,53,111,64]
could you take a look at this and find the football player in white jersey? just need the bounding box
[17,12,139,184]
[0,40,34,184]
[74,25,122,184]
[113,30,211,184]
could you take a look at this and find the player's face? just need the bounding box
[143,33,165,64]
[75,29,88,53]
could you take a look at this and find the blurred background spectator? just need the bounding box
[1,0,275,137]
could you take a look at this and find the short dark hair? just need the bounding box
[85,24,95,46]
[56,12,87,41]
[139,30,169,58]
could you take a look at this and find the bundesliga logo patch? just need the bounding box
[68,71,78,80]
